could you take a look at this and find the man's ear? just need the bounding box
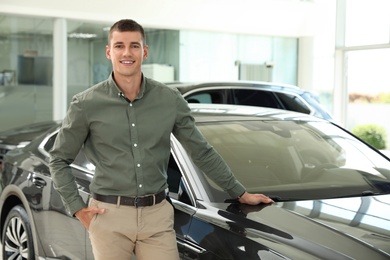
[106,45,111,59]
[143,45,149,59]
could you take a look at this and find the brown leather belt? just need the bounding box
[92,190,166,208]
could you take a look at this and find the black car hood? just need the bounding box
[205,194,390,259]
[0,121,59,147]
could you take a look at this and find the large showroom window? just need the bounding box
[343,0,390,147]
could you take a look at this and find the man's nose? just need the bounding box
[123,46,132,56]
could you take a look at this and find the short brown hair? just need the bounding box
[108,19,146,45]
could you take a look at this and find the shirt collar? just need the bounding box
[108,72,146,100]
[138,74,146,99]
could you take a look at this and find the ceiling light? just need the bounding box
[68,32,97,39]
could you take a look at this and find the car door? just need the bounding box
[166,153,194,258]
[167,148,228,259]
[30,132,92,260]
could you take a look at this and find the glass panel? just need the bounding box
[186,94,212,104]
[0,15,299,133]
[179,31,298,84]
[233,89,279,108]
[346,49,390,147]
[0,14,53,132]
[185,90,227,104]
[67,20,112,104]
[196,119,390,202]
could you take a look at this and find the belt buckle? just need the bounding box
[134,196,141,208]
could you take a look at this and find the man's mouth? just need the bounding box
[121,60,134,64]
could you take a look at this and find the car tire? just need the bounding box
[2,205,35,260]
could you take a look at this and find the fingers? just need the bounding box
[90,207,105,214]
[239,192,274,205]
[252,194,273,204]
[261,195,274,203]
[75,207,105,230]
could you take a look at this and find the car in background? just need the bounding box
[167,81,333,120]
[0,121,59,171]
[1,104,390,259]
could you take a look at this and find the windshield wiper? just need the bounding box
[328,190,382,200]
[362,190,377,196]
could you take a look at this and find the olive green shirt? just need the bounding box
[49,73,246,215]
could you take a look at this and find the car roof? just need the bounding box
[165,80,306,95]
[166,80,334,121]
[189,103,324,123]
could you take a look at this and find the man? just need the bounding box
[49,19,273,260]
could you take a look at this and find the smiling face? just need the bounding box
[106,30,148,80]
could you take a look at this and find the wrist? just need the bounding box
[237,191,247,202]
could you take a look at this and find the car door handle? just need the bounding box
[32,176,47,188]
[177,239,207,254]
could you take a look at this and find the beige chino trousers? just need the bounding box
[88,198,180,260]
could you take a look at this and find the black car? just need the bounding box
[1,104,390,260]
[0,121,60,172]
[167,81,333,120]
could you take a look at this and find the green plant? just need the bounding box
[352,124,387,149]
[378,92,390,104]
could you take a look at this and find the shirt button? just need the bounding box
[129,103,132,107]
[134,143,137,147]
[137,164,141,167]
[139,184,143,188]
[132,123,135,127]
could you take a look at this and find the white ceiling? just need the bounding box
[0,16,84,36]
[0,0,334,37]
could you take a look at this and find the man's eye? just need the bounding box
[131,45,140,48]
[114,45,123,48]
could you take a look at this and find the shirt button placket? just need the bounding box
[129,102,144,194]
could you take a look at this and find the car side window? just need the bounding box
[186,94,210,103]
[167,155,182,194]
[167,154,192,205]
[43,133,57,152]
[233,89,280,108]
[275,92,311,114]
[185,90,226,104]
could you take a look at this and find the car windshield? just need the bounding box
[196,119,390,202]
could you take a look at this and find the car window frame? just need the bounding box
[274,91,312,114]
[169,134,212,205]
[182,85,316,117]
